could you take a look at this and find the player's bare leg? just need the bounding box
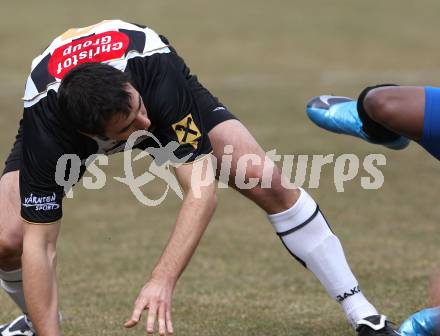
[306,85,411,150]
[0,171,22,271]
[0,171,36,335]
[208,119,397,334]
[307,84,440,160]
[208,119,298,214]
[363,86,424,140]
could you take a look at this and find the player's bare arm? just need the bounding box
[124,155,217,335]
[22,221,61,336]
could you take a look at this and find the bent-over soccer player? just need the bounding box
[0,20,397,335]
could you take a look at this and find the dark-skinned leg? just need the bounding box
[362,85,440,160]
[362,86,424,140]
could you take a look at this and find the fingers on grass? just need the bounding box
[124,299,146,328]
[158,304,166,335]
[146,301,158,334]
[166,307,174,334]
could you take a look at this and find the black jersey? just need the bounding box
[19,20,212,224]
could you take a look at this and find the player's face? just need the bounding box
[104,84,151,141]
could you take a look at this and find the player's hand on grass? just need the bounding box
[124,276,176,335]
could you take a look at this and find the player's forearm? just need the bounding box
[22,224,61,336]
[151,186,217,281]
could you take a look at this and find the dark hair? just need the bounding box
[57,62,133,136]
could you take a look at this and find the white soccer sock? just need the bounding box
[268,188,378,327]
[0,268,27,314]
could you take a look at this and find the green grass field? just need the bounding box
[1,1,440,335]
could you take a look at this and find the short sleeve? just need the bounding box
[20,107,66,224]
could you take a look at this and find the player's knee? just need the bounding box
[0,228,23,260]
[364,88,399,124]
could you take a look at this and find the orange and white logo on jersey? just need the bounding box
[48,31,129,79]
[59,20,117,41]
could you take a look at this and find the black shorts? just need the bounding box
[162,35,237,134]
[186,78,237,133]
[177,64,237,135]
[2,45,237,176]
